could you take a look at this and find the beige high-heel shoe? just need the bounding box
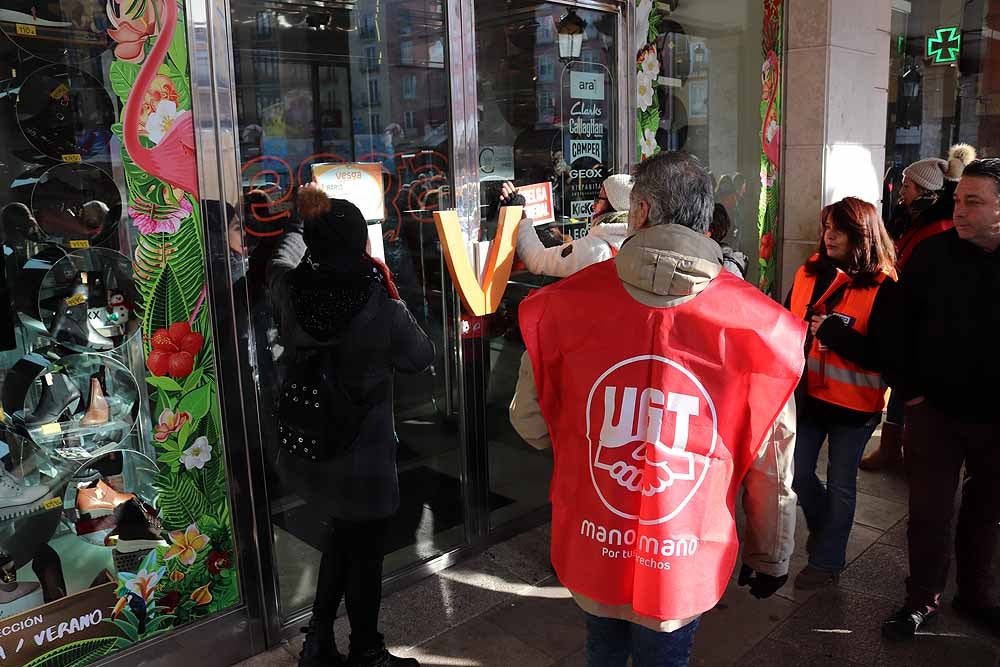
[81,378,109,426]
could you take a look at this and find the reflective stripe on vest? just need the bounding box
[806,358,884,389]
[789,257,894,413]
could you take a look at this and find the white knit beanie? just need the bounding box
[603,174,633,212]
[903,158,948,192]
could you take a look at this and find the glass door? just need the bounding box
[227,0,465,621]
[473,1,620,529]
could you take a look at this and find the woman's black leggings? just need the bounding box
[311,516,390,652]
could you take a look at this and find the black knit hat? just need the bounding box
[297,188,368,272]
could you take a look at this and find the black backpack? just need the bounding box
[277,342,385,463]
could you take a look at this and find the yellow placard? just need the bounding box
[40,423,62,436]
[50,83,70,99]
[62,154,82,163]
[42,497,62,511]
[69,239,91,249]
[16,23,37,36]
[65,293,86,307]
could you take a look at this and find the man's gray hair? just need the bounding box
[630,151,714,233]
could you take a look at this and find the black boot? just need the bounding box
[348,640,419,667]
[300,621,345,667]
[25,373,81,426]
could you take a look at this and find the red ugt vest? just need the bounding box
[519,261,806,621]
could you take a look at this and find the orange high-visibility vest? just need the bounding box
[789,256,895,413]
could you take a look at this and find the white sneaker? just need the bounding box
[0,469,51,521]
[0,582,43,619]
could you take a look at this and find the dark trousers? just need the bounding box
[793,411,879,571]
[312,516,390,652]
[904,402,1000,609]
[585,614,700,667]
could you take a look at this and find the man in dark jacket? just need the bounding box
[881,158,1000,640]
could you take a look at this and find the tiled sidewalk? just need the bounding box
[237,438,1000,666]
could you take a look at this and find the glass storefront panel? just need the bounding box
[0,1,244,664]
[228,0,465,620]
[643,1,768,284]
[884,0,998,220]
[473,2,619,529]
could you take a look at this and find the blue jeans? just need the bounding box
[585,614,700,667]
[792,411,879,571]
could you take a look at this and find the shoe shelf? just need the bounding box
[30,415,132,449]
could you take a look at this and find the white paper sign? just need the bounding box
[312,162,386,221]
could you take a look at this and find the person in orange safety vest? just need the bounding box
[511,152,806,666]
[785,197,897,591]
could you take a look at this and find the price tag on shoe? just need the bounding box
[40,422,62,436]
[66,293,87,307]
[61,154,83,163]
[69,239,91,249]
[16,23,38,36]
[42,497,62,511]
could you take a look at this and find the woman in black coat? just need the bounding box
[269,185,433,667]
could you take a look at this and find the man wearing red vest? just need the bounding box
[510,152,807,665]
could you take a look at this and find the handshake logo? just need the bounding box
[586,356,718,524]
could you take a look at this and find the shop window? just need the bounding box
[641,2,773,284]
[230,0,461,621]
[0,0,242,662]
[883,0,998,221]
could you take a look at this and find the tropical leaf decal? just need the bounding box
[23,638,120,667]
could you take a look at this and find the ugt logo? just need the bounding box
[585,356,718,525]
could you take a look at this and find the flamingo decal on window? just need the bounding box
[122,0,199,197]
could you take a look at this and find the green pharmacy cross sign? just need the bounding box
[927,26,961,64]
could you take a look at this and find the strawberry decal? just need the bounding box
[146,320,205,378]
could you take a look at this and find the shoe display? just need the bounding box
[953,597,1000,637]
[0,468,53,521]
[792,564,840,591]
[76,479,134,517]
[74,513,118,544]
[0,0,107,53]
[80,376,109,426]
[25,373,81,427]
[15,67,115,160]
[881,605,938,640]
[0,581,45,617]
[107,498,167,553]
